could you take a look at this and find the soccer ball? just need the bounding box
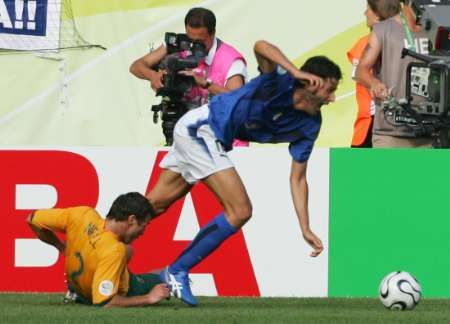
[379,271,422,310]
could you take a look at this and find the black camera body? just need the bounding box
[381,1,450,147]
[405,51,449,117]
[151,32,207,145]
[382,50,450,147]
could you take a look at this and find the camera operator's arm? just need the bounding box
[211,74,244,95]
[178,70,244,95]
[253,40,322,87]
[355,32,388,100]
[129,45,168,91]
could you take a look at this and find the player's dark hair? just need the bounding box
[367,0,401,20]
[185,7,216,34]
[296,56,342,88]
[106,192,155,224]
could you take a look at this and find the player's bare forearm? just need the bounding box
[290,160,323,257]
[105,283,169,307]
[105,294,152,307]
[254,40,322,87]
[254,40,297,75]
[27,212,65,253]
[289,161,311,232]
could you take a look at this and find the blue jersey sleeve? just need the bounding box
[288,138,315,162]
[288,111,322,162]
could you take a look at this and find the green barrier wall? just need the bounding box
[329,148,450,298]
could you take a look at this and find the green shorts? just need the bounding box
[127,272,162,297]
[71,272,161,305]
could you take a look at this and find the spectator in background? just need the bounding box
[28,192,169,307]
[130,7,249,147]
[347,3,380,147]
[355,0,432,148]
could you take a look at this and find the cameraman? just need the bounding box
[355,0,433,148]
[130,7,247,107]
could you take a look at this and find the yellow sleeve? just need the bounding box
[32,208,71,232]
[91,244,128,305]
[118,268,130,296]
[31,206,91,233]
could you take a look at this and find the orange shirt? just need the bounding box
[32,207,129,304]
[347,35,375,146]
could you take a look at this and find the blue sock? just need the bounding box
[170,213,237,272]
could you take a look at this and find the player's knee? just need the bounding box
[146,195,167,216]
[151,203,167,216]
[228,203,252,227]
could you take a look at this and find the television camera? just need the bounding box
[151,32,207,145]
[382,0,450,147]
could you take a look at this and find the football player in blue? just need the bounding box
[147,39,342,306]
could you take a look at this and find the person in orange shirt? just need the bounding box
[347,2,381,147]
[28,192,169,307]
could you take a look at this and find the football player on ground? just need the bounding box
[28,192,169,307]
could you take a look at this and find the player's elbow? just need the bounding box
[253,40,269,54]
[103,295,120,308]
[290,176,303,190]
[290,160,307,183]
[26,211,35,226]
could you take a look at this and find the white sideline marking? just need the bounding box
[0,0,223,126]
[335,90,356,101]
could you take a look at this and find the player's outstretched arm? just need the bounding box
[289,160,323,257]
[253,40,322,87]
[27,212,65,253]
[104,284,170,307]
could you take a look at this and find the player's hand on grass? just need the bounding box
[302,230,323,257]
[147,283,170,305]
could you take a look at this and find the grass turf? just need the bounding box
[1,294,450,323]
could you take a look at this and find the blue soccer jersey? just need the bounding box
[208,69,322,162]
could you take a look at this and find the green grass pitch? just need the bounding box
[1,294,450,323]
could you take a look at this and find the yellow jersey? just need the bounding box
[32,207,129,305]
